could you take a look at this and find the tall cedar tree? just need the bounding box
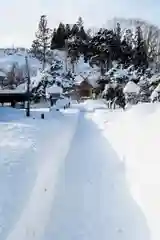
[50,28,57,49]
[65,24,71,38]
[71,24,79,36]
[134,26,148,69]
[115,23,121,40]
[31,15,52,69]
[51,23,66,49]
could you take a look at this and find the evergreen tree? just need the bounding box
[54,22,66,49]
[31,15,52,69]
[50,28,57,49]
[78,26,88,40]
[115,22,121,40]
[134,26,148,68]
[65,24,71,38]
[123,29,133,47]
[86,28,92,38]
[120,39,133,65]
[31,39,41,58]
[71,24,79,36]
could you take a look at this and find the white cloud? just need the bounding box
[0,0,159,47]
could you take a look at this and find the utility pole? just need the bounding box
[25,55,31,117]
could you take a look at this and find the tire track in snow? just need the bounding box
[6,110,80,240]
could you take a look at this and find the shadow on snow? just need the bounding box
[43,112,151,240]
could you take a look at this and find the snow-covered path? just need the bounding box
[5,109,79,240]
[42,111,150,240]
[1,102,151,240]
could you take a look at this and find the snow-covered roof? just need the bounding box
[123,81,140,94]
[16,83,27,92]
[46,84,63,95]
[0,71,6,77]
[74,75,84,85]
[0,88,26,93]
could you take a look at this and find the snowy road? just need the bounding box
[42,110,150,240]
[3,103,150,240]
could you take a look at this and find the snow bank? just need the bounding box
[88,101,160,240]
[54,97,71,109]
[0,107,45,239]
[0,71,6,77]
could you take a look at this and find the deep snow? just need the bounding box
[0,100,159,240]
[87,100,160,240]
[42,111,149,240]
[0,107,79,240]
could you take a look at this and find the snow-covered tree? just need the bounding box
[133,26,148,69]
[76,17,83,29]
[31,15,52,69]
[115,22,121,40]
[65,24,71,38]
[52,22,66,49]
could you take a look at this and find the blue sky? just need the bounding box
[0,0,158,47]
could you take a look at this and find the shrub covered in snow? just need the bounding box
[123,81,140,104]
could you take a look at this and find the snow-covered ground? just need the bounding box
[42,104,149,240]
[0,106,79,240]
[0,100,159,240]
[87,100,160,240]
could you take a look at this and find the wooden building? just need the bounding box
[77,80,93,98]
[73,79,93,100]
[0,91,30,107]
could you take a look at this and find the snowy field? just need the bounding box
[0,100,159,239]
